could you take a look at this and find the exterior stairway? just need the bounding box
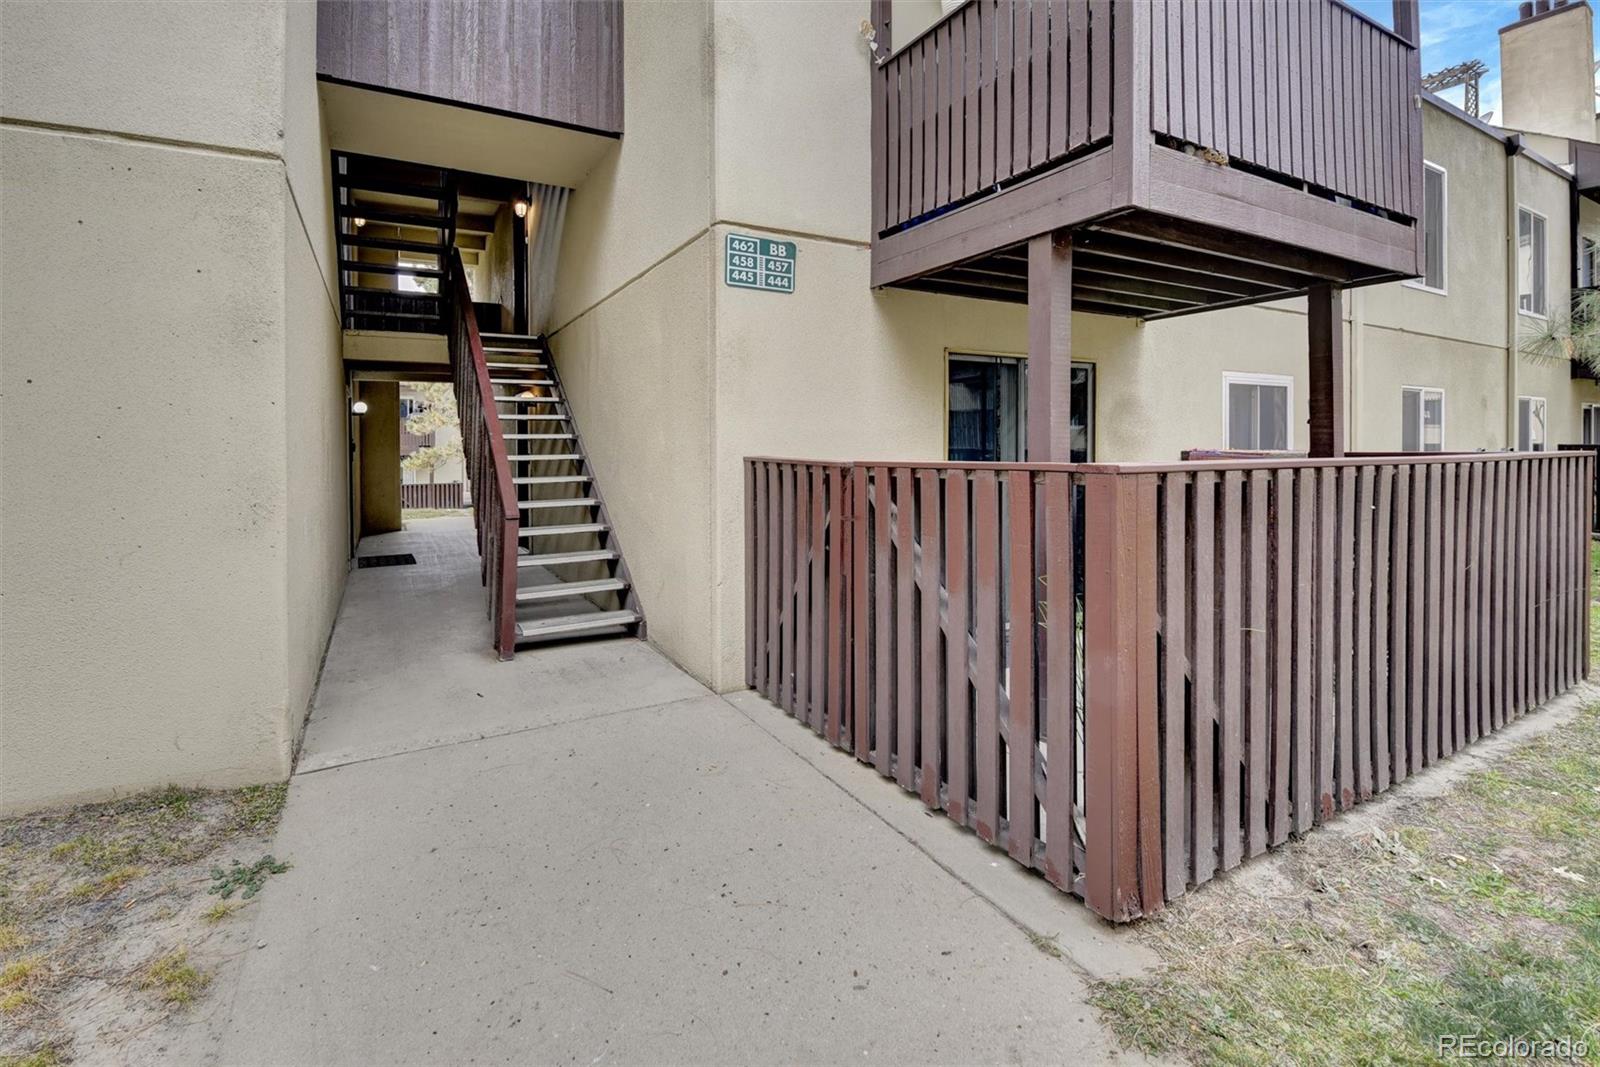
[479,333,643,645]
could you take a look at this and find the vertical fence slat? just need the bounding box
[1043,472,1077,890]
[1293,467,1314,833]
[946,471,972,827]
[1354,465,1373,802]
[752,462,767,695]
[1271,469,1292,845]
[1373,466,1392,794]
[973,471,1002,844]
[1007,470,1037,865]
[809,466,826,733]
[919,469,943,808]
[794,466,811,723]
[1246,470,1269,857]
[1162,473,1190,895]
[895,468,916,789]
[1192,471,1217,881]
[1220,471,1244,870]
[1390,466,1410,784]
[1317,467,1336,819]
[873,468,893,771]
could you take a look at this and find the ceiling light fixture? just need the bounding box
[353,217,367,228]
[351,400,369,415]
[513,199,529,219]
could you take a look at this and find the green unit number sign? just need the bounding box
[724,233,796,293]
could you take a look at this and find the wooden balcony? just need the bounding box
[870,0,1424,319]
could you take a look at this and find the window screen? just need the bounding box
[1226,378,1290,451]
[1519,209,1547,316]
[1421,164,1445,290]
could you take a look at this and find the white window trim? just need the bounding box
[1403,161,1447,296]
[1400,384,1445,452]
[1517,204,1549,320]
[1518,394,1548,451]
[1222,372,1295,451]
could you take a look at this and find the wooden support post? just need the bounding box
[1082,472,1163,921]
[1391,0,1419,45]
[1028,231,1074,463]
[1308,284,1346,458]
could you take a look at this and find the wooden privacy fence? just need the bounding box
[745,451,1592,922]
[1558,444,1600,535]
[401,482,466,510]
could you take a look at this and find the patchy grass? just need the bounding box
[1092,703,1600,1065]
[0,784,292,1064]
[136,949,209,1008]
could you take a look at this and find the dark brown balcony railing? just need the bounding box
[873,0,1116,235]
[1150,0,1418,219]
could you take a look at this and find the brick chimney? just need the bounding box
[1499,0,1596,141]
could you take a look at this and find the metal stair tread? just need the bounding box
[490,378,556,386]
[494,393,563,403]
[513,474,589,485]
[515,578,627,603]
[519,522,607,537]
[505,453,582,462]
[515,610,640,641]
[518,497,598,510]
[517,548,618,566]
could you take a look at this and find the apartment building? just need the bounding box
[0,0,1595,819]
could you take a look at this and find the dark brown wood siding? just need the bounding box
[317,0,623,135]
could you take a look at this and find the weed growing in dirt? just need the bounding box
[208,856,289,900]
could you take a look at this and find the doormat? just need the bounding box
[357,554,417,568]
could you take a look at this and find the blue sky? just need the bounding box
[1345,0,1596,120]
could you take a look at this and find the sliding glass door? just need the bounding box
[947,354,1093,462]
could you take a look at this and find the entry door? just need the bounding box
[946,355,1094,462]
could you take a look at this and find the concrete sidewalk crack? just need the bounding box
[295,693,713,776]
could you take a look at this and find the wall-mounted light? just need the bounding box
[353,217,367,228]
[351,400,369,415]
[513,199,529,219]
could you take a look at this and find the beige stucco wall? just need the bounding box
[0,1,346,814]
[553,236,716,676]
[1500,3,1597,143]
[553,0,712,331]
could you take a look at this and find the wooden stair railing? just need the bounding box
[446,247,519,658]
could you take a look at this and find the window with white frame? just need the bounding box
[1224,373,1292,451]
[1583,403,1600,446]
[1581,237,1599,289]
[1517,395,1547,452]
[1405,162,1446,293]
[1400,386,1444,452]
[1518,207,1547,316]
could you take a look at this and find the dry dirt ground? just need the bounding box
[1092,694,1600,1066]
[0,785,289,1067]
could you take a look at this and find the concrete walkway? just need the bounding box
[204,517,1153,1065]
